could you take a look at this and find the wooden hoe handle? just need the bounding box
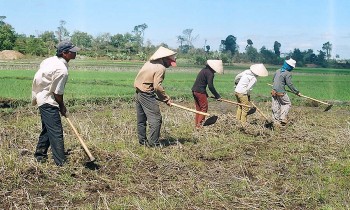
[210,96,251,108]
[298,94,330,105]
[251,102,269,121]
[65,117,96,162]
[170,102,210,116]
[267,83,330,105]
[220,98,252,108]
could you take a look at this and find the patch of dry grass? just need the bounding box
[1,101,349,209]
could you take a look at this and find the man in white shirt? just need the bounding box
[32,40,79,166]
[234,64,268,123]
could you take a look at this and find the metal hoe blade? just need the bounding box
[85,161,100,170]
[324,104,333,112]
[203,115,218,126]
[247,107,257,115]
[264,120,274,129]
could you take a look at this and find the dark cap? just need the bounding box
[56,41,80,54]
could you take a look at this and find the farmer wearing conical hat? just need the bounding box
[234,64,268,124]
[134,46,177,147]
[191,60,223,129]
[271,58,301,126]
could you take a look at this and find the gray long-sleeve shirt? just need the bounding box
[272,69,299,94]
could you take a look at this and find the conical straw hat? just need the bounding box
[207,60,223,74]
[285,58,296,68]
[150,46,177,60]
[250,63,268,77]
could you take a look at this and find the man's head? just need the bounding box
[56,41,80,61]
[150,46,177,68]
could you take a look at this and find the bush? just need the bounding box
[194,55,207,65]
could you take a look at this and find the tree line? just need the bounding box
[1,16,349,68]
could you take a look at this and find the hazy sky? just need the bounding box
[1,0,349,58]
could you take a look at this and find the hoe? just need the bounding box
[250,101,274,129]
[65,116,98,169]
[169,102,218,126]
[210,96,256,115]
[157,98,218,126]
[268,83,333,111]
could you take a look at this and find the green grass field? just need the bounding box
[1,60,350,209]
[1,64,349,106]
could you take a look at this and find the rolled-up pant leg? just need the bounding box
[36,104,66,166]
[136,92,162,146]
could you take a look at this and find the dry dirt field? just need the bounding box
[1,100,349,209]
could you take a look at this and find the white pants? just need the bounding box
[271,93,291,123]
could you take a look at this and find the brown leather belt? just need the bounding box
[271,89,285,97]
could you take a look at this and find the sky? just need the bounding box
[1,0,350,59]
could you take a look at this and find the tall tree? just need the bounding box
[182,29,198,47]
[246,39,253,49]
[273,41,281,57]
[0,23,16,50]
[303,49,316,64]
[292,48,304,65]
[0,16,6,26]
[25,35,46,56]
[71,31,93,49]
[221,35,238,55]
[205,45,210,53]
[177,35,185,48]
[55,20,70,42]
[93,33,111,52]
[245,45,258,62]
[132,23,148,47]
[110,33,126,48]
[13,34,27,53]
[177,35,190,53]
[176,29,198,53]
[39,31,58,55]
[322,41,332,60]
[40,31,57,43]
[14,34,46,56]
[316,50,327,66]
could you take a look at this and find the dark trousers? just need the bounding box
[135,92,162,147]
[193,91,208,128]
[35,103,66,166]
